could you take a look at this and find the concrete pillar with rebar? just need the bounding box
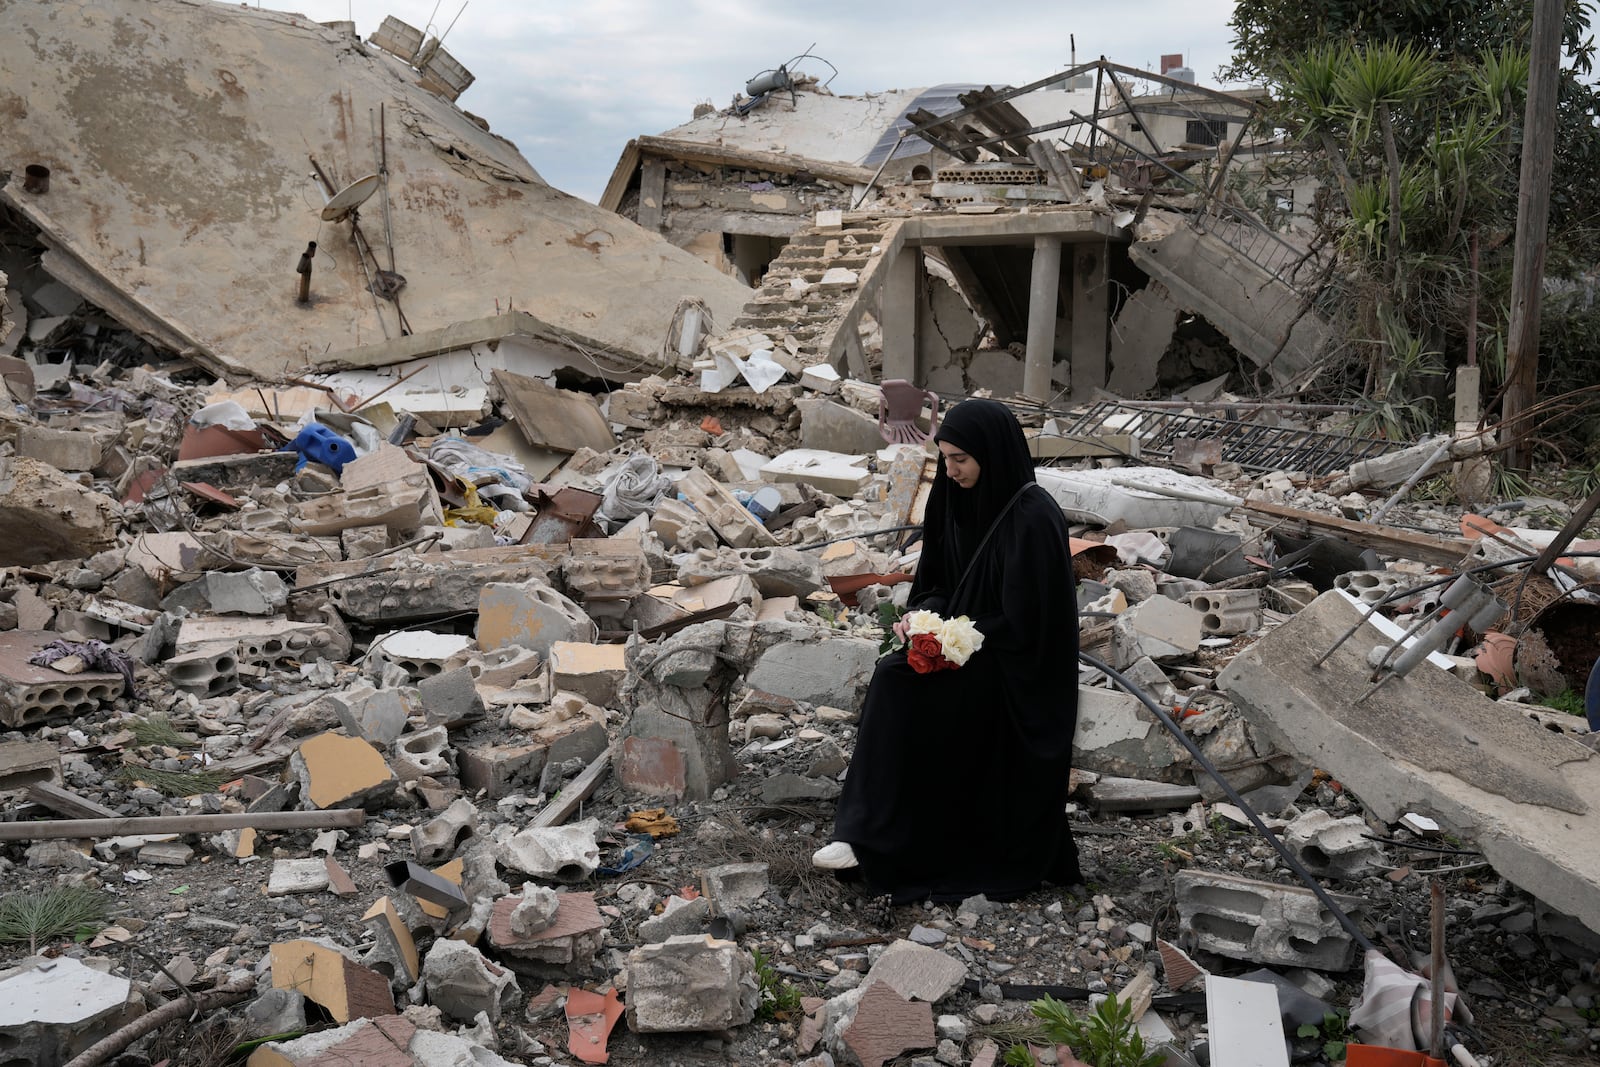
[1024,236,1062,400]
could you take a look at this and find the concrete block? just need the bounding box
[650,497,717,551]
[548,641,627,707]
[289,480,433,537]
[458,740,547,799]
[420,938,518,1024]
[0,740,60,790]
[638,896,711,943]
[268,858,331,895]
[564,538,650,602]
[624,935,759,1033]
[177,614,352,669]
[530,711,608,767]
[411,797,479,865]
[290,731,397,809]
[761,772,841,803]
[0,955,140,1067]
[15,425,106,472]
[163,641,241,698]
[796,399,892,456]
[0,631,126,727]
[675,466,775,548]
[162,568,288,616]
[418,665,488,727]
[1333,569,1417,606]
[1174,869,1364,970]
[862,939,968,1004]
[670,573,761,615]
[341,524,391,558]
[1110,596,1203,667]
[361,897,420,990]
[1186,589,1262,636]
[313,548,552,626]
[269,939,395,1023]
[702,862,769,906]
[1073,685,1190,784]
[746,637,879,709]
[495,818,601,881]
[762,448,873,497]
[1282,810,1383,880]
[332,684,409,745]
[488,890,605,969]
[1265,579,1317,613]
[391,726,451,782]
[0,457,120,565]
[242,988,308,1040]
[370,630,473,682]
[477,579,597,655]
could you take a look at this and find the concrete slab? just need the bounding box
[1219,591,1600,936]
[0,0,749,382]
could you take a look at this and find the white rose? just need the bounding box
[903,609,943,637]
[937,616,984,666]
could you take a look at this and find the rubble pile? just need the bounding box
[0,326,1594,1067]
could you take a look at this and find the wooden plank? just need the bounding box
[1241,500,1473,566]
[1205,975,1288,1067]
[26,781,119,819]
[529,749,611,829]
[492,369,617,455]
[0,808,366,842]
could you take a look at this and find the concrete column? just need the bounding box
[1071,240,1109,399]
[880,246,920,383]
[637,158,666,232]
[1024,236,1062,401]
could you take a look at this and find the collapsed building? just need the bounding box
[602,55,1320,405]
[0,4,1598,1067]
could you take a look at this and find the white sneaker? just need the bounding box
[811,841,859,870]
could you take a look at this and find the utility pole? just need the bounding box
[1502,0,1562,469]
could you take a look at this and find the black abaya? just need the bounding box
[831,399,1081,903]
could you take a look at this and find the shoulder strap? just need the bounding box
[949,482,1040,602]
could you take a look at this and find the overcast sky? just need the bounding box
[283,0,1244,203]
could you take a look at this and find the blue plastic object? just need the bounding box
[282,423,357,475]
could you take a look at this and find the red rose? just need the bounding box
[907,633,949,674]
[907,648,937,673]
[909,633,942,658]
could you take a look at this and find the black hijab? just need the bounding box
[912,399,1037,606]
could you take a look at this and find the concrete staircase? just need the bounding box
[729,215,906,376]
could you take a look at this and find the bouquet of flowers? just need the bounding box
[894,609,984,674]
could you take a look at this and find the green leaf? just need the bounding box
[1298,1023,1321,1039]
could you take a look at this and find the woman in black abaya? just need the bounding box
[813,398,1081,903]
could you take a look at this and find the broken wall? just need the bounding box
[0,0,749,380]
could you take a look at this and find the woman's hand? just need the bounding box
[892,617,911,643]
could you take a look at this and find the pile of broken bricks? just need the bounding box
[0,342,1597,1067]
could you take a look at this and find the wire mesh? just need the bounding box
[1051,401,1400,476]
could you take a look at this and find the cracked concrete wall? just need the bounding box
[918,275,984,393]
[0,0,749,379]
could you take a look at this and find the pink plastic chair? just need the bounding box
[877,379,940,445]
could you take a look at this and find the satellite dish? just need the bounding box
[320,173,381,221]
[1113,210,1136,229]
